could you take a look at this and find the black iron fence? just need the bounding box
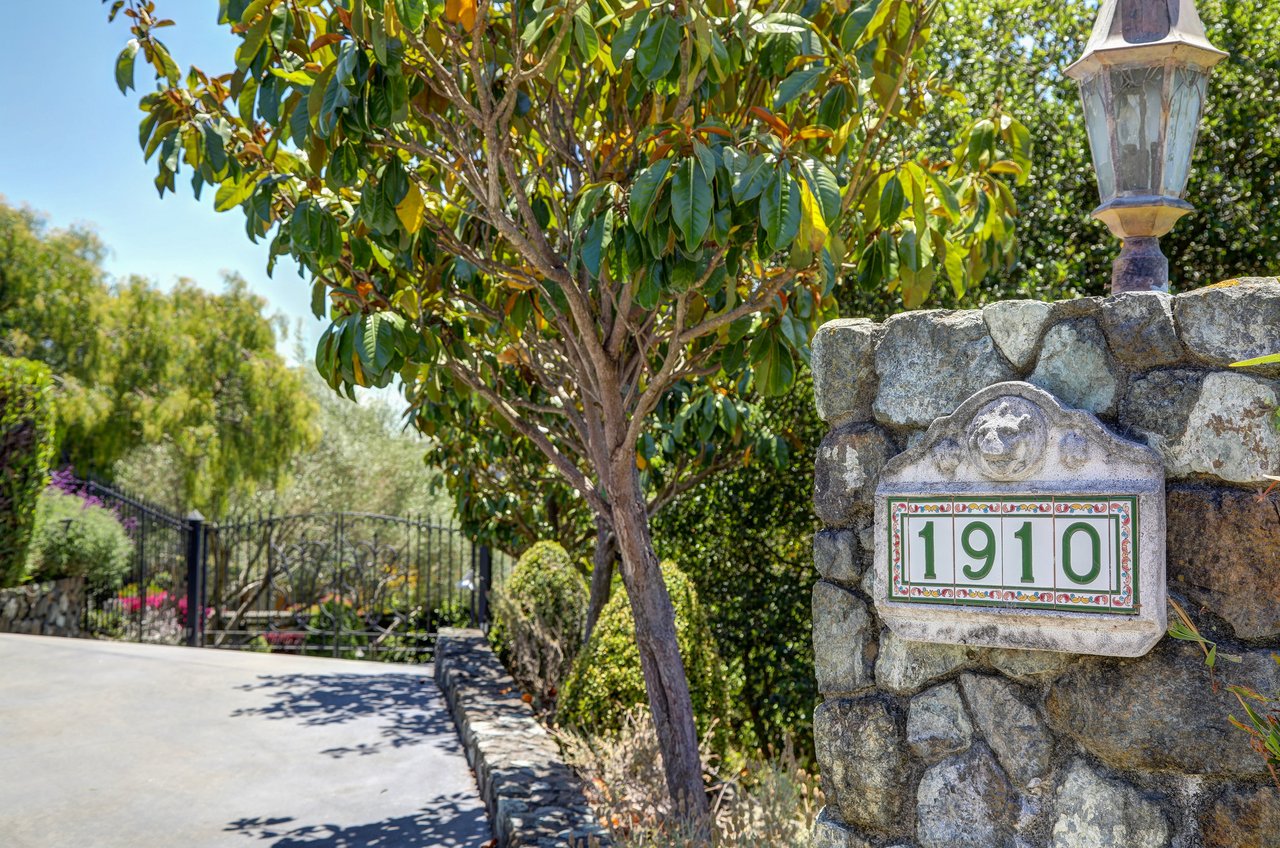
[64,477,196,645]
[61,476,509,660]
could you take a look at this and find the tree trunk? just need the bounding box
[583,518,615,644]
[608,455,712,839]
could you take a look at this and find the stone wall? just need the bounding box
[434,628,610,848]
[809,279,1280,848]
[0,577,84,637]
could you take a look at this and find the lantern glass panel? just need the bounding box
[1162,65,1209,197]
[1080,74,1116,201]
[1110,64,1166,195]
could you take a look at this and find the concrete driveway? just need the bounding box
[0,634,492,848]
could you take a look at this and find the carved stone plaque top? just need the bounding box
[873,382,1166,657]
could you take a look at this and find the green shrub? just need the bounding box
[490,540,588,701]
[0,357,57,588]
[557,561,731,745]
[27,489,134,591]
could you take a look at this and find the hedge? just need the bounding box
[489,540,588,701]
[557,561,731,746]
[0,357,56,588]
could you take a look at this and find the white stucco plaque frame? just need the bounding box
[872,382,1166,657]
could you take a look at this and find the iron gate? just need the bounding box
[199,512,502,660]
[71,476,508,660]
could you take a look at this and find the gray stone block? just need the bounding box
[916,744,1018,848]
[1050,760,1168,848]
[873,310,1016,428]
[1201,784,1280,848]
[984,300,1053,371]
[1047,641,1280,777]
[812,807,873,848]
[1120,368,1204,444]
[907,682,973,763]
[876,628,978,695]
[986,648,1076,684]
[1028,319,1121,416]
[814,697,910,837]
[813,582,875,695]
[814,424,894,527]
[1165,371,1280,483]
[813,319,884,424]
[1167,484,1280,640]
[1174,278,1280,374]
[1100,291,1183,368]
[958,674,1052,790]
[814,530,862,586]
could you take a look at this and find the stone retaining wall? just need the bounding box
[809,279,1280,848]
[0,577,84,637]
[434,628,610,848]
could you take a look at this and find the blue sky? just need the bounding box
[0,1,323,357]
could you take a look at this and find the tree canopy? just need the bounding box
[0,200,317,513]
[109,0,1029,826]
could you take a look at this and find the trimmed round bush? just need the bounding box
[490,540,588,700]
[0,357,57,588]
[27,489,133,591]
[557,561,731,744]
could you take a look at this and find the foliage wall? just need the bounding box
[928,0,1280,298]
[0,356,57,588]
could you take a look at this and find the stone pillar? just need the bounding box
[810,279,1280,848]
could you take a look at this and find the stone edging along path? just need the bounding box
[434,627,611,848]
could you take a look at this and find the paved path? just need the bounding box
[0,634,492,848]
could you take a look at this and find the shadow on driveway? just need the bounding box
[226,791,488,847]
[230,672,462,759]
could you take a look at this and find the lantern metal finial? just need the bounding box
[1067,0,1227,293]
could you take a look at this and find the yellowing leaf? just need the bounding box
[396,184,426,232]
[445,0,477,30]
[797,180,828,252]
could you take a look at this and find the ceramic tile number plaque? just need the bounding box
[873,383,1166,658]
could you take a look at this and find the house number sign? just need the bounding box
[873,383,1166,658]
[887,495,1139,614]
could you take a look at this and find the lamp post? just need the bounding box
[1066,0,1227,294]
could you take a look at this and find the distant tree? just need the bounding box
[116,366,453,518]
[110,0,1027,825]
[0,201,317,513]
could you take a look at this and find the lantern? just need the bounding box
[1066,0,1227,293]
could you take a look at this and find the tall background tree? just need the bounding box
[0,201,318,513]
[109,0,1028,824]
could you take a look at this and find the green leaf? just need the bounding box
[730,153,770,203]
[635,16,679,81]
[969,119,996,170]
[582,209,614,278]
[671,158,712,250]
[214,175,256,212]
[311,279,328,319]
[761,171,800,250]
[395,0,426,31]
[115,41,138,94]
[237,11,271,72]
[839,0,880,51]
[774,65,823,109]
[880,175,905,228]
[574,18,600,61]
[610,7,650,67]
[630,158,671,227]
[202,123,229,175]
